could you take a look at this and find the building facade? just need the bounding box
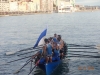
[40,0,53,13]
[0,0,53,15]
[54,0,75,13]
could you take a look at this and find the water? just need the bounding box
[0,11,100,75]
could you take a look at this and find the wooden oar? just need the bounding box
[14,58,31,74]
[5,46,42,55]
[68,44,100,50]
[14,55,36,74]
[68,50,98,53]
[17,44,100,56]
[68,47,97,49]
[68,53,100,58]
[68,44,95,47]
[18,46,42,52]
[27,58,41,75]
[5,47,33,55]
[67,55,100,58]
[17,49,40,56]
[28,65,36,75]
[96,45,100,50]
[0,55,33,65]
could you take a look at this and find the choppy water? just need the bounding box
[0,11,100,75]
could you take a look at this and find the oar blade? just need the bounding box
[14,70,20,74]
[0,61,8,65]
[96,45,100,50]
[5,51,17,55]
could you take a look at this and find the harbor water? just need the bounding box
[0,11,100,75]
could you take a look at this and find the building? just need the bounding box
[0,0,54,15]
[40,0,53,13]
[54,0,75,13]
[9,1,18,11]
[0,0,9,2]
[31,0,40,12]
[0,2,9,12]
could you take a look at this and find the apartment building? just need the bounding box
[0,0,53,13]
[31,0,40,12]
[57,0,75,12]
[40,0,53,12]
[0,2,9,12]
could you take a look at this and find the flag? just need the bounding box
[33,28,47,48]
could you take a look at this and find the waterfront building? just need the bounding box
[9,1,18,11]
[40,0,53,13]
[54,0,75,13]
[31,0,40,12]
[0,0,9,2]
[0,2,9,12]
[46,0,53,13]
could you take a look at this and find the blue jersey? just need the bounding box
[54,49,59,57]
[53,37,58,43]
[46,44,52,56]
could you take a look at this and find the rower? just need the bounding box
[53,33,58,43]
[57,35,64,59]
[52,42,60,61]
[43,38,52,64]
[54,33,58,39]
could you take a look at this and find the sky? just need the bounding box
[75,0,100,6]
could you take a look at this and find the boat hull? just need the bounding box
[38,57,61,75]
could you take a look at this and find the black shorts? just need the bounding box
[60,49,64,53]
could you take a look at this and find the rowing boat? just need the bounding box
[35,42,67,75]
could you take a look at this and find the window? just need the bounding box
[2,0,8,2]
[66,0,70,2]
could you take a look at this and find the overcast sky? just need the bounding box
[75,0,100,6]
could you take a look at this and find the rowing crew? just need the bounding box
[32,34,65,64]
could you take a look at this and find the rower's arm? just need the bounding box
[31,52,39,59]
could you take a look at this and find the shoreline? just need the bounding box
[0,10,100,17]
[0,12,53,17]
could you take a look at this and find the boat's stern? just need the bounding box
[45,60,61,75]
